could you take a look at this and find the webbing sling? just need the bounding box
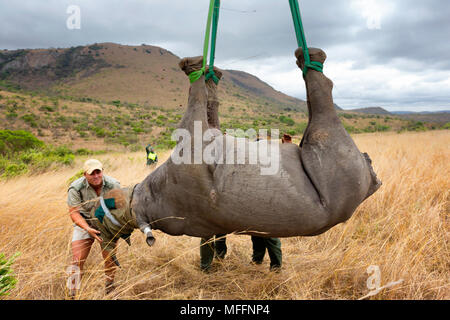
[205,0,221,84]
[288,0,323,76]
[189,0,221,84]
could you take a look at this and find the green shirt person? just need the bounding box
[67,159,121,296]
[146,144,158,165]
[199,235,282,272]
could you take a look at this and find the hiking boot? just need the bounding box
[105,281,116,295]
[270,264,282,273]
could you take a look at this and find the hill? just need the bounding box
[1,43,448,152]
[346,107,391,115]
[0,43,306,113]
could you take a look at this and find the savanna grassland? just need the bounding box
[0,130,448,300]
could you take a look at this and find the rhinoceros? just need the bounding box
[124,47,382,245]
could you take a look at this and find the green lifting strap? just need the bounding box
[189,0,221,84]
[205,0,221,84]
[288,0,323,77]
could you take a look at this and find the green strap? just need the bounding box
[288,0,323,76]
[205,0,221,84]
[189,0,221,84]
[188,0,215,83]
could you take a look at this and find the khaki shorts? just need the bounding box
[72,225,93,242]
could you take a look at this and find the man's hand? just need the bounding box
[86,227,103,242]
[69,208,103,242]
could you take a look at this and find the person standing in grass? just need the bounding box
[199,135,286,272]
[248,134,286,272]
[67,159,121,296]
[146,144,158,165]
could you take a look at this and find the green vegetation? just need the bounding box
[403,121,427,132]
[0,130,44,155]
[1,86,448,161]
[0,130,74,178]
[279,115,295,126]
[0,252,20,297]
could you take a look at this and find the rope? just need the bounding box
[189,1,320,82]
[188,0,221,84]
[205,0,221,84]
[288,0,323,76]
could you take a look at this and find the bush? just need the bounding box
[21,114,39,128]
[295,122,308,134]
[279,115,295,126]
[6,112,18,120]
[0,131,75,178]
[67,169,84,185]
[39,105,55,112]
[344,124,361,134]
[0,130,44,155]
[404,121,427,132]
[0,252,20,297]
[1,162,28,177]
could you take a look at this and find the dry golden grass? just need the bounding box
[0,131,448,300]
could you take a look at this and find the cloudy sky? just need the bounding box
[1,0,449,112]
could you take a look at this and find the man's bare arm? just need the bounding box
[69,207,102,242]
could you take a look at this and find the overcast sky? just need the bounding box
[1,0,449,112]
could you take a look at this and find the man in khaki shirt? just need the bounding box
[67,159,120,296]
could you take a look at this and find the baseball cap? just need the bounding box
[83,159,103,174]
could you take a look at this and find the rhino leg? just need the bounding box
[205,66,223,130]
[178,57,210,136]
[296,48,381,224]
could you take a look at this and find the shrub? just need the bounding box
[75,148,92,156]
[0,131,75,178]
[111,100,121,108]
[39,105,55,112]
[279,115,295,126]
[1,162,28,177]
[295,122,308,134]
[0,130,44,155]
[21,114,39,127]
[67,169,84,185]
[344,124,361,134]
[375,124,390,132]
[0,252,20,297]
[340,113,354,119]
[404,121,427,132]
[6,112,18,120]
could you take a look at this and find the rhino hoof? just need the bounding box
[146,235,156,247]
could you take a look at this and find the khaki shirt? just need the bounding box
[67,175,121,221]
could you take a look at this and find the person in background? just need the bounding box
[146,144,158,165]
[281,133,292,144]
[199,234,228,272]
[199,133,288,272]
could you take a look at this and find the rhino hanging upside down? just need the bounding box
[110,48,381,244]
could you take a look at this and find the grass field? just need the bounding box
[0,130,448,300]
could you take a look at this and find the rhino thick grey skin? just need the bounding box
[132,48,381,240]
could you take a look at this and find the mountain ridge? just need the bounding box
[0,42,307,113]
